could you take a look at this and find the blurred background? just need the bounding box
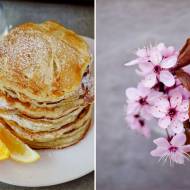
[97,0,190,190]
[0,0,94,37]
[0,0,94,190]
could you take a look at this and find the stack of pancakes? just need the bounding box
[0,21,93,149]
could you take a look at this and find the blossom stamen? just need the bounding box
[154,65,161,74]
[134,114,140,118]
[138,97,148,105]
[139,119,145,127]
[168,108,177,118]
[168,146,178,153]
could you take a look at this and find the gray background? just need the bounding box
[0,0,94,190]
[97,0,190,190]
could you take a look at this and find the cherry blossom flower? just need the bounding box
[124,41,190,165]
[157,43,177,58]
[126,84,161,119]
[125,47,151,66]
[151,133,190,164]
[125,44,178,88]
[125,43,177,67]
[141,48,177,88]
[125,113,150,138]
[168,82,190,100]
[151,92,189,133]
[159,79,190,100]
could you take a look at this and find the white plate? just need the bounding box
[0,37,94,187]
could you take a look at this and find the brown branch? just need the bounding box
[175,38,190,70]
[175,69,190,91]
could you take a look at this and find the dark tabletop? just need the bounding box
[0,1,94,189]
[97,0,190,190]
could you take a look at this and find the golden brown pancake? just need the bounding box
[0,21,94,149]
[0,21,91,102]
[0,105,92,149]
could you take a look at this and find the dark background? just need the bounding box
[97,0,190,190]
[6,0,94,5]
[1,0,94,38]
[0,0,94,189]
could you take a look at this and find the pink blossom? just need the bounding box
[125,47,151,66]
[125,114,150,138]
[157,43,177,58]
[168,81,190,100]
[124,42,190,165]
[125,44,177,88]
[151,133,190,164]
[125,43,177,66]
[126,84,161,119]
[141,48,177,88]
[151,92,189,133]
[125,46,158,77]
[183,65,190,74]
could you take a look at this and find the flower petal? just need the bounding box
[161,56,177,69]
[138,84,150,97]
[151,97,169,115]
[159,70,175,87]
[140,106,152,120]
[158,117,171,129]
[126,116,138,130]
[142,73,157,88]
[136,48,148,57]
[177,100,189,112]
[170,92,182,108]
[127,103,140,114]
[171,133,186,146]
[170,120,185,134]
[156,97,170,110]
[151,106,166,118]
[150,49,162,65]
[142,127,150,138]
[177,112,188,122]
[150,147,168,157]
[135,69,145,76]
[166,46,175,57]
[138,62,154,74]
[171,153,184,164]
[183,65,190,74]
[125,88,139,100]
[125,59,139,66]
[136,125,150,138]
[181,145,190,153]
[170,85,190,100]
[153,137,170,147]
[157,43,165,52]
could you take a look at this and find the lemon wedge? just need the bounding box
[0,139,10,160]
[0,126,40,163]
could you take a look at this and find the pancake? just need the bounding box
[2,81,86,107]
[18,119,91,149]
[27,120,91,149]
[2,105,91,140]
[0,21,94,149]
[0,105,92,149]
[0,106,85,132]
[0,91,86,119]
[0,21,91,102]
[0,118,91,149]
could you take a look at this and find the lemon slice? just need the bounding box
[0,140,10,160]
[0,126,40,163]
